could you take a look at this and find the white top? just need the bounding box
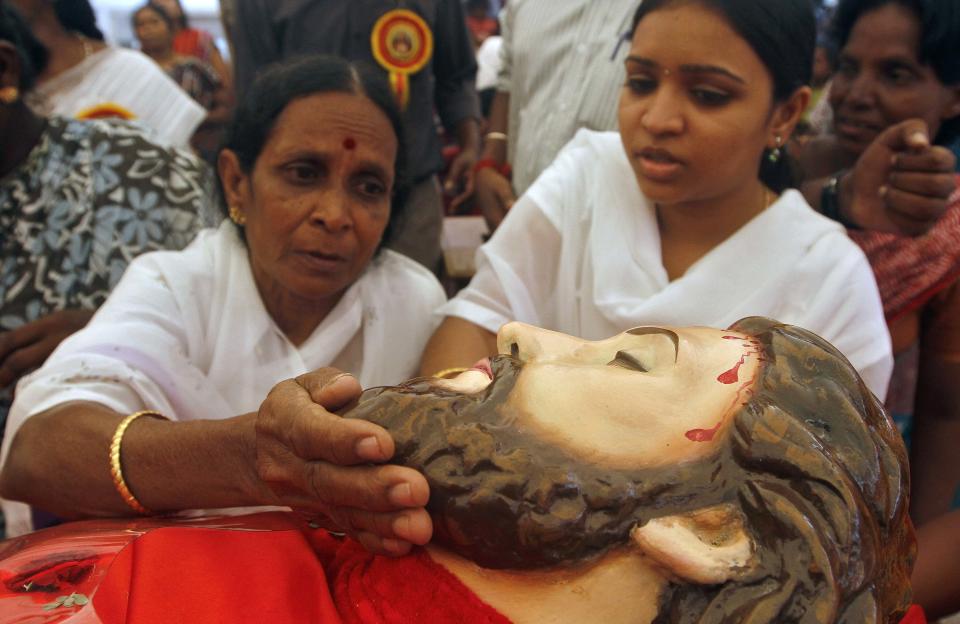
[31,47,206,147]
[2,223,446,535]
[442,129,893,398]
[498,0,636,193]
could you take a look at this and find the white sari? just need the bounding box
[1,223,446,535]
[442,129,893,398]
[31,47,205,147]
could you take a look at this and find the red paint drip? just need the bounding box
[343,137,357,150]
[717,355,745,384]
[686,421,722,442]
[722,335,743,340]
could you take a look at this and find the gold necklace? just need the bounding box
[75,33,94,61]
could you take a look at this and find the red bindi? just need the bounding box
[343,137,357,150]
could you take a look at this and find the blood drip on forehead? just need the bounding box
[343,137,357,150]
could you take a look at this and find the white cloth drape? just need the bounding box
[1,223,446,535]
[31,47,206,147]
[441,129,893,398]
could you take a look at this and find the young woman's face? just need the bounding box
[618,4,790,205]
[829,3,960,157]
[133,8,172,52]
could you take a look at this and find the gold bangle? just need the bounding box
[484,131,508,142]
[109,410,167,515]
[433,367,470,379]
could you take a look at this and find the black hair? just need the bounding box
[631,0,816,193]
[0,3,49,92]
[221,55,409,249]
[164,0,189,29]
[53,0,104,41]
[131,3,176,36]
[832,0,960,145]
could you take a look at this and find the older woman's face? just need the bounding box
[232,92,396,311]
[830,3,960,156]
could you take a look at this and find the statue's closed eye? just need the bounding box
[608,350,649,372]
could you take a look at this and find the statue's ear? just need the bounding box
[630,504,756,585]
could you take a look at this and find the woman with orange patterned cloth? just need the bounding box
[796,0,960,527]
[9,0,204,147]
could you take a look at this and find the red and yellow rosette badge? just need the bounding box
[371,9,433,110]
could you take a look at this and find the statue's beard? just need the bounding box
[345,356,737,570]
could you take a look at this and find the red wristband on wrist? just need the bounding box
[473,158,512,179]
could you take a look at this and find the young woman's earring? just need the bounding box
[0,86,20,105]
[767,135,783,163]
[228,205,246,226]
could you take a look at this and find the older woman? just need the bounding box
[797,0,960,527]
[0,55,443,552]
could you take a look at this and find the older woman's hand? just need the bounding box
[255,369,433,556]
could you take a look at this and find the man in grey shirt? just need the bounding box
[230,0,481,271]
[473,0,638,229]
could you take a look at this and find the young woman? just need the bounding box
[421,0,893,400]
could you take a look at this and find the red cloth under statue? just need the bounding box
[0,512,926,623]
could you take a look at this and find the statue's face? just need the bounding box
[439,323,762,469]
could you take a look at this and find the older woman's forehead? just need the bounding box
[264,94,397,156]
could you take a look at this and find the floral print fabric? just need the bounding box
[0,116,218,424]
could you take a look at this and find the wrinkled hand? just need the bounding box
[846,119,957,236]
[0,309,95,388]
[255,369,432,556]
[474,167,516,231]
[444,149,478,211]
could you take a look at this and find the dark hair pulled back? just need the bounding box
[53,0,104,41]
[631,0,816,193]
[220,55,409,248]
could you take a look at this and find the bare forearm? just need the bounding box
[482,91,510,162]
[0,402,266,519]
[913,510,960,618]
[455,117,481,155]
[419,316,497,376]
[910,358,960,524]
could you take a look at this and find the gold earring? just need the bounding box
[0,86,19,105]
[228,205,246,226]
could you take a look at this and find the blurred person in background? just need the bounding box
[151,0,231,87]
[470,1,637,230]
[0,3,214,444]
[465,0,498,48]
[8,0,204,147]
[133,2,232,162]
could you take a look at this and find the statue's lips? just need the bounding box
[471,357,493,380]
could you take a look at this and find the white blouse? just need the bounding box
[2,223,445,535]
[442,129,893,399]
